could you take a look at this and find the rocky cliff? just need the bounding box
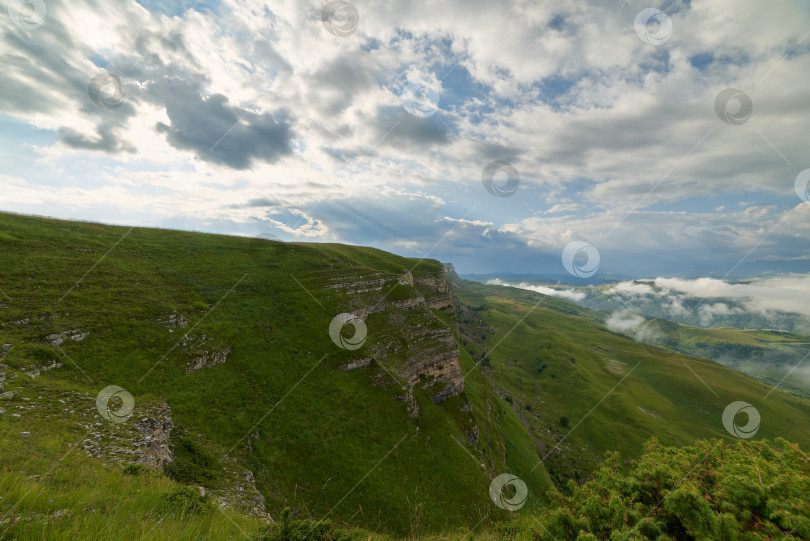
[324,263,463,415]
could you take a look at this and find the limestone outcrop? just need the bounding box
[324,265,463,412]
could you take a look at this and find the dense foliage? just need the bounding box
[505,437,809,540]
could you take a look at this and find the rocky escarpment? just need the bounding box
[133,403,174,469]
[80,401,175,469]
[325,264,463,415]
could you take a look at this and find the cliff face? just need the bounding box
[325,264,463,414]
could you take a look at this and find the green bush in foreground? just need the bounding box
[504,437,809,540]
[161,486,210,515]
[163,437,220,486]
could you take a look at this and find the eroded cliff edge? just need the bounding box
[324,261,463,416]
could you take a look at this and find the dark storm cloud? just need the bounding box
[150,77,293,170]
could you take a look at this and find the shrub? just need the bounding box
[164,437,219,485]
[559,416,569,428]
[28,344,56,363]
[161,486,209,514]
[521,437,810,540]
[122,463,153,477]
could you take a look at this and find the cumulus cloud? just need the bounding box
[151,77,293,169]
[605,310,646,334]
[595,274,810,333]
[1,0,809,276]
[651,275,810,317]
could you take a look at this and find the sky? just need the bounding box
[1,0,810,277]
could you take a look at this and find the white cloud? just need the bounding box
[1,0,809,274]
[652,275,810,317]
[605,310,646,334]
[486,278,586,301]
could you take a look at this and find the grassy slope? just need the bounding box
[670,325,810,397]
[451,277,810,489]
[0,213,551,538]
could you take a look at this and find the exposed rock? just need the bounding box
[466,425,479,447]
[398,271,414,286]
[214,466,270,520]
[415,272,454,311]
[338,358,372,371]
[0,344,11,359]
[134,403,174,469]
[322,272,387,295]
[325,266,464,412]
[160,311,188,328]
[0,391,13,400]
[80,401,174,471]
[45,330,88,347]
[23,360,62,379]
[187,346,231,372]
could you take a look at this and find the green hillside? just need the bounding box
[1,213,808,539]
[0,212,550,538]
[665,326,810,398]
[450,277,810,490]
